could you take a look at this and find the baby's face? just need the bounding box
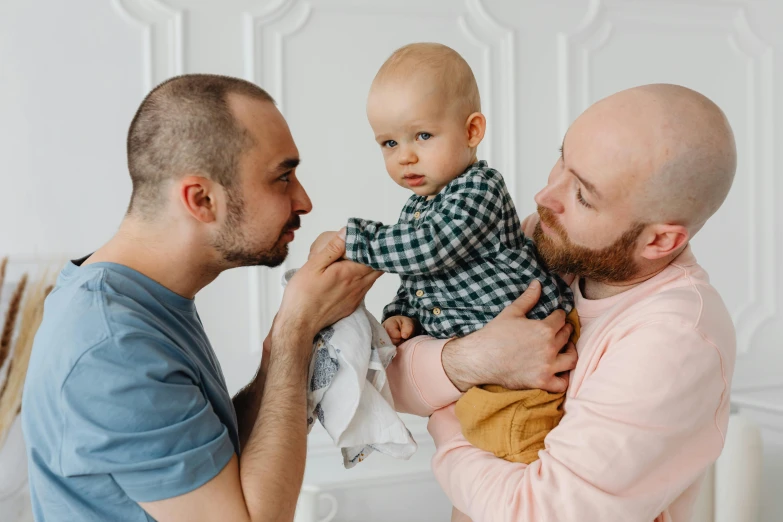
[367,81,475,197]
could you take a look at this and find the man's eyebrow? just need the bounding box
[561,141,601,199]
[272,157,300,174]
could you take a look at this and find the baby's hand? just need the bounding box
[383,315,419,346]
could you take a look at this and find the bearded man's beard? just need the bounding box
[532,206,646,283]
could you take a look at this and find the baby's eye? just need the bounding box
[383,140,398,148]
[417,133,432,141]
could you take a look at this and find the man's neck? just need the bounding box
[579,247,686,300]
[581,276,651,300]
[83,217,221,299]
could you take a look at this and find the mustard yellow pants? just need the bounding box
[454,309,580,464]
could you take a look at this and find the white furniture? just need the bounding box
[691,414,763,522]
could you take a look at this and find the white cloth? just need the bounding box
[283,270,417,468]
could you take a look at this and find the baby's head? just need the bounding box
[367,43,485,197]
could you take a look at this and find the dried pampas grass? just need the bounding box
[0,274,27,374]
[0,257,7,302]
[0,273,52,447]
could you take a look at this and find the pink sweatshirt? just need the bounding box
[387,246,735,522]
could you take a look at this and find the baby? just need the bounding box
[341,42,579,495]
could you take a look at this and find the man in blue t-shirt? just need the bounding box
[22,74,383,522]
[22,73,569,522]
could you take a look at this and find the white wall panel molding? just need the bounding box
[725,8,775,354]
[244,0,313,354]
[243,0,313,113]
[243,0,517,353]
[111,0,185,92]
[556,0,607,138]
[457,0,516,198]
[557,0,775,354]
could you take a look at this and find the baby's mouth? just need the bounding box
[403,174,425,187]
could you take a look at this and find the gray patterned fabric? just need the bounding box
[283,270,417,468]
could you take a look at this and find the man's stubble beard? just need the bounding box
[213,189,297,268]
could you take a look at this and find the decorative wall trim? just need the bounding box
[458,0,517,199]
[242,0,518,352]
[557,0,776,354]
[556,0,603,138]
[243,0,313,113]
[244,0,312,353]
[726,8,776,353]
[111,0,185,93]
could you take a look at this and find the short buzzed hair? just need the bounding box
[373,42,481,116]
[126,74,274,216]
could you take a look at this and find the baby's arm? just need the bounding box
[345,177,502,276]
[382,284,420,345]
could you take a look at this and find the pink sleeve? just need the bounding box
[428,323,731,521]
[387,336,462,417]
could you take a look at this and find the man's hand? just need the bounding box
[383,315,419,346]
[308,230,341,260]
[277,229,382,352]
[442,280,577,393]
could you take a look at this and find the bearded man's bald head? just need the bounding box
[587,84,737,235]
[534,84,736,283]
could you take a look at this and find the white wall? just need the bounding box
[2,1,782,521]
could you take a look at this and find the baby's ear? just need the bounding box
[465,112,486,147]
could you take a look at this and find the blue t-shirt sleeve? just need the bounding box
[58,333,235,502]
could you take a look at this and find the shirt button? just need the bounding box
[413,211,421,219]
[432,307,442,316]
[416,290,424,297]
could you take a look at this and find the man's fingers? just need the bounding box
[544,372,570,394]
[503,280,542,317]
[552,322,574,351]
[541,308,567,330]
[307,228,346,271]
[553,342,578,374]
[361,268,383,284]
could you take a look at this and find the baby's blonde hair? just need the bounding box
[373,42,481,117]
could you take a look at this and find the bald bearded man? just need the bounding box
[378,84,738,522]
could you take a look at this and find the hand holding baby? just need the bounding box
[308,229,345,260]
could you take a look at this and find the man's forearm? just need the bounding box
[237,328,311,522]
[441,337,483,392]
[233,354,268,451]
[233,337,272,451]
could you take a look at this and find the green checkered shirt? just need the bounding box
[345,161,574,338]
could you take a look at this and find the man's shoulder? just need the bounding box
[610,259,735,355]
[29,266,184,389]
